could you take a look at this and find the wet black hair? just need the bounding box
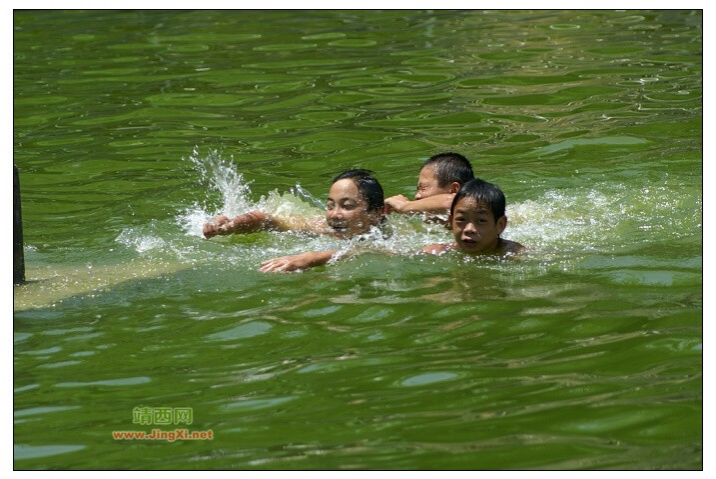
[422,152,475,188]
[332,169,385,213]
[450,178,506,222]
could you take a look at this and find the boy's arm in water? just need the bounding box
[203,211,326,238]
[421,243,454,255]
[259,239,390,273]
[384,193,454,215]
[259,249,338,272]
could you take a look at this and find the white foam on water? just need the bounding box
[115,221,166,253]
[507,180,702,256]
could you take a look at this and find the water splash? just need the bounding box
[290,183,325,209]
[175,148,256,237]
[186,146,254,217]
[176,148,325,238]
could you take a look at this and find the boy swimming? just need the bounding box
[384,152,474,216]
[202,169,387,272]
[422,178,525,257]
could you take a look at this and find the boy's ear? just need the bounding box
[449,181,461,194]
[496,216,507,236]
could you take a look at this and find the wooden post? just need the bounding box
[14,165,25,285]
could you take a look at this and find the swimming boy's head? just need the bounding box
[415,152,474,200]
[327,169,385,237]
[449,179,507,254]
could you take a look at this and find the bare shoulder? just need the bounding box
[501,239,526,256]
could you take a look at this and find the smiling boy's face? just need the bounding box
[449,197,506,254]
[415,165,451,200]
[325,179,379,238]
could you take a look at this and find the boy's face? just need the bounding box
[415,165,451,200]
[326,179,380,238]
[449,197,506,254]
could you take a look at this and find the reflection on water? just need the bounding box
[13,9,701,470]
[13,260,189,311]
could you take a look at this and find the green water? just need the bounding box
[13,10,702,470]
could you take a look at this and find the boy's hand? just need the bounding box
[203,215,230,238]
[259,250,336,273]
[259,253,313,272]
[384,194,411,214]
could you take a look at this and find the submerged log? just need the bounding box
[14,165,25,285]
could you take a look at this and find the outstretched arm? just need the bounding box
[385,193,454,215]
[203,211,325,238]
[259,249,338,272]
[203,211,271,238]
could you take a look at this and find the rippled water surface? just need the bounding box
[13,10,701,470]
